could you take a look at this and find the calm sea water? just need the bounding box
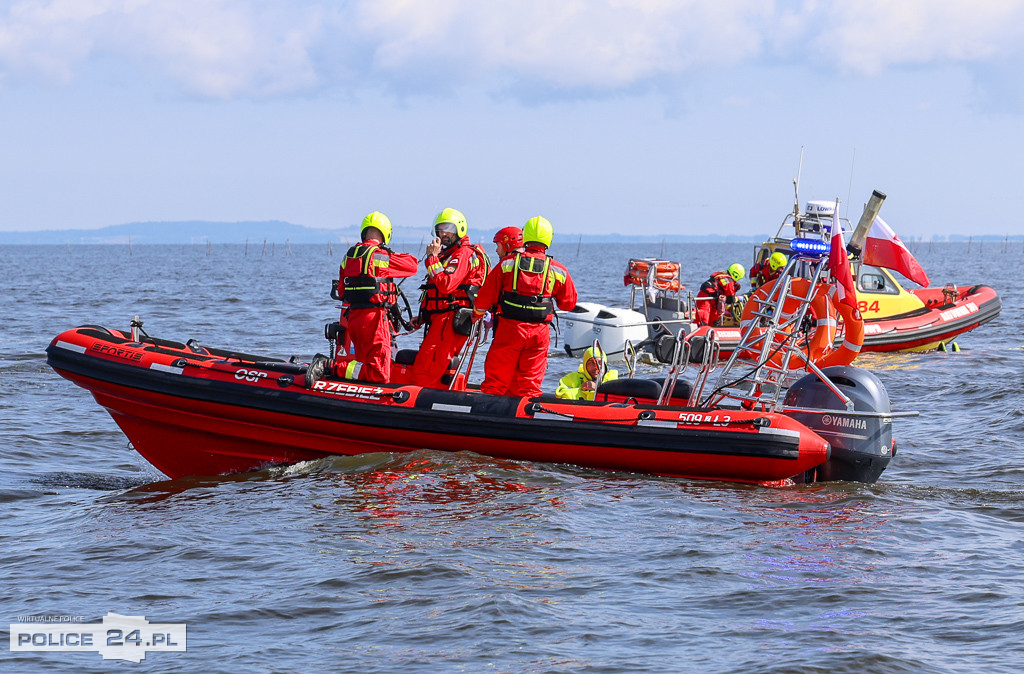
[2,241,1023,673]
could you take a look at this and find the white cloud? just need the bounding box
[354,0,773,88]
[1,0,1023,98]
[124,2,325,98]
[0,0,326,97]
[815,0,1024,76]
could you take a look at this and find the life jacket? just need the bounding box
[419,241,491,318]
[498,252,561,323]
[340,243,398,309]
[700,270,735,296]
[560,367,619,401]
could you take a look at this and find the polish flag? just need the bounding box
[864,217,931,287]
[829,210,860,315]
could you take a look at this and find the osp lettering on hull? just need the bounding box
[234,369,268,383]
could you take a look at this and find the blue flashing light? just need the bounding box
[790,237,830,258]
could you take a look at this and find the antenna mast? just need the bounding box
[792,146,804,236]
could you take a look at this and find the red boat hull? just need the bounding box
[861,284,1001,352]
[691,283,1000,356]
[47,325,833,485]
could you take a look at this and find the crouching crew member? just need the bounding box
[473,216,577,397]
[412,208,490,388]
[750,251,787,289]
[555,345,619,401]
[306,211,418,387]
[695,263,744,326]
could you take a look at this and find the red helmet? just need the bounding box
[493,226,524,250]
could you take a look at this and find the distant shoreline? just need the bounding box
[1,219,1021,245]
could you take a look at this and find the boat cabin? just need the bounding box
[752,200,926,319]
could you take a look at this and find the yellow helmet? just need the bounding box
[523,216,553,247]
[727,263,745,282]
[434,207,467,238]
[769,251,787,271]
[361,211,392,245]
[582,345,607,379]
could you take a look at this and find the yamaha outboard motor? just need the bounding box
[784,366,894,483]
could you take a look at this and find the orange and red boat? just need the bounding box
[46,313,897,486]
[564,199,1000,362]
[48,205,921,486]
[750,200,1001,353]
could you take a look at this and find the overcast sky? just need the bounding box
[3,0,1024,237]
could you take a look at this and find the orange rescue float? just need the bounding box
[624,258,682,293]
[817,287,864,367]
[739,278,863,368]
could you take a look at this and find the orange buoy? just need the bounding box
[738,278,840,368]
[816,287,864,367]
[624,259,682,292]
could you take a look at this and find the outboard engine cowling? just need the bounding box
[784,366,894,483]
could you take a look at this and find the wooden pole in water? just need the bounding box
[262,239,267,256]
[129,234,133,256]
[245,238,248,256]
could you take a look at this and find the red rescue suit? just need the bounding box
[334,241,418,383]
[695,270,740,326]
[412,237,489,387]
[473,244,577,397]
[750,260,781,290]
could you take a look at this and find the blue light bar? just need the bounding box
[790,237,830,257]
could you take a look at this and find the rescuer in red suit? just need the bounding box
[750,251,788,290]
[411,208,491,388]
[472,216,577,397]
[306,212,418,386]
[695,263,744,326]
[480,226,525,338]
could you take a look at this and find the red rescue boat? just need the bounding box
[750,199,1001,353]
[46,321,892,486]
[857,282,1000,352]
[565,196,1001,362]
[49,220,914,487]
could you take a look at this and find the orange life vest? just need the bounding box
[700,270,737,296]
[340,243,398,309]
[419,241,491,317]
[498,251,565,323]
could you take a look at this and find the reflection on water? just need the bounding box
[322,454,539,523]
[854,352,928,371]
